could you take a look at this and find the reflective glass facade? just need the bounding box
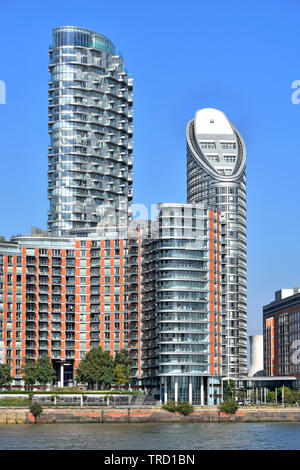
[141,203,222,405]
[48,27,133,237]
[186,108,247,378]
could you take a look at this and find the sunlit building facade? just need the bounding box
[0,29,247,403]
[48,26,133,237]
[0,235,130,386]
[264,288,300,380]
[0,204,223,404]
[186,108,247,378]
[141,203,223,404]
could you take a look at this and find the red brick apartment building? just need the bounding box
[0,203,223,404]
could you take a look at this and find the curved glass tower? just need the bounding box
[48,26,133,236]
[186,108,247,377]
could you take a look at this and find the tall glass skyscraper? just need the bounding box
[186,108,247,378]
[48,26,133,237]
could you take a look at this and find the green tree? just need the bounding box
[36,356,56,386]
[114,364,129,389]
[223,379,236,401]
[293,388,300,404]
[266,391,275,403]
[114,349,132,369]
[279,387,296,404]
[29,402,43,424]
[101,368,115,389]
[114,349,132,385]
[21,361,37,388]
[76,347,114,389]
[0,363,12,388]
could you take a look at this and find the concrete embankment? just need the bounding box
[1,407,300,424]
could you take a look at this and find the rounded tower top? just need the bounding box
[194,108,235,136]
[52,26,115,54]
[186,107,246,181]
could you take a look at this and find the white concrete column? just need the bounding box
[221,378,223,402]
[200,376,204,406]
[211,378,214,406]
[207,377,211,406]
[164,380,168,404]
[60,364,64,388]
[188,377,193,404]
[174,379,178,403]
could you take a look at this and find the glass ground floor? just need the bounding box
[158,375,222,405]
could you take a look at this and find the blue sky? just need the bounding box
[0,0,300,337]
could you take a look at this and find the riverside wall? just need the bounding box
[1,407,300,424]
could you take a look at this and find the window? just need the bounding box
[207,155,219,163]
[220,142,236,149]
[223,155,236,163]
[199,141,216,149]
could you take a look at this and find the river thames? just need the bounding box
[0,422,300,449]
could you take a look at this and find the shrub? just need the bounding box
[29,402,43,423]
[0,389,135,395]
[28,391,34,401]
[218,399,238,415]
[0,398,30,406]
[162,400,194,415]
[54,386,82,393]
[162,400,177,413]
[176,402,194,416]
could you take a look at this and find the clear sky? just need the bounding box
[0,0,300,337]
